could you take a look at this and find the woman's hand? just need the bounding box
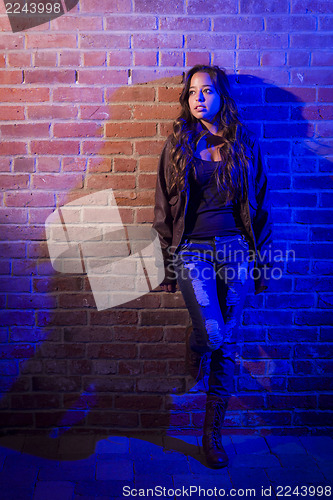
[160,283,177,293]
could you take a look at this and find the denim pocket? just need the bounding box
[238,234,249,249]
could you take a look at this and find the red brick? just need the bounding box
[1,224,45,241]
[118,360,141,375]
[215,16,263,31]
[30,141,80,155]
[135,0,184,13]
[137,173,156,189]
[80,0,132,13]
[29,208,55,224]
[0,242,26,258]
[59,51,81,66]
[105,122,156,138]
[143,360,167,375]
[87,411,138,427]
[0,208,27,224]
[53,122,103,138]
[90,310,138,325]
[13,157,35,173]
[266,15,316,31]
[319,89,333,103]
[115,395,162,410]
[80,34,129,49]
[62,157,87,172]
[7,52,31,67]
[133,104,179,120]
[159,122,174,138]
[37,311,87,327]
[0,34,24,50]
[160,16,210,31]
[78,69,127,85]
[134,51,158,66]
[83,51,107,67]
[136,207,153,223]
[240,0,288,13]
[236,51,260,67]
[311,52,333,66]
[105,15,157,31]
[186,51,211,68]
[0,106,24,120]
[25,69,75,84]
[113,325,163,341]
[0,88,50,102]
[11,394,61,409]
[5,191,55,207]
[26,34,77,49]
[292,0,333,13]
[1,123,49,138]
[52,15,103,31]
[137,378,185,393]
[291,69,332,85]
[53,87,103,103]
[39,343,86,359]
[287,51,310,67]
[33,376,82,392]
[27,105,78,120]
[86,173,135,190]
[33,52,57,67]
[81,104,131,120]
[92,360,117,375]
[113,158,137,172]
[0,174,29,190]
[0,158,11,172]
[261,51,286,67]
[81,140,132,155]
[87,157,111,172]
[32,173,83,190]
[239,33,288,49]
[108,51,132,67]
[0,70,23,84]
[157,86,181,103]
[319,17,333,30]
[139,343,185,359]
[187,34,235,49]
[64,326,113,342]
[0,54,5,68]
[133,34,183,49]
[135,140,165,155]
[0,342,35,357]
[108,86,155,103]
[0,412,33,427]
[291,34,333,49]
[37,157,61,172]
[138,157,158,172]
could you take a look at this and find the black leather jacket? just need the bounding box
[153,130,274,294]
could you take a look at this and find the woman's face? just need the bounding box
[188,72,221,124]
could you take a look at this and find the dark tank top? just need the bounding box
[183,157,243,238]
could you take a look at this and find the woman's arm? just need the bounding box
[153,138,177,292]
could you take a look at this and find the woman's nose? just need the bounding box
[197,90,204,101]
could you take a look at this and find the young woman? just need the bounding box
[153,65,273,468]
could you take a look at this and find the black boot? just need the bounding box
[202,395,229,468]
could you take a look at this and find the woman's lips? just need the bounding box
[195,106,206,111]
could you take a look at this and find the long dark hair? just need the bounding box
[169,64,248,202]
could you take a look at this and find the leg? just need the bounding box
[203,236,252,468]
[174,240,229,354]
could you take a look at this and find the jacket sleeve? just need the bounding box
[251,138,274,294]
[152,138,176,284]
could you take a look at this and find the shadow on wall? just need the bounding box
[1,72,331,460]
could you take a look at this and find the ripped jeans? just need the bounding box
[174,234,253,398]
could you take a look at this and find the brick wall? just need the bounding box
[0,0,332,437]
